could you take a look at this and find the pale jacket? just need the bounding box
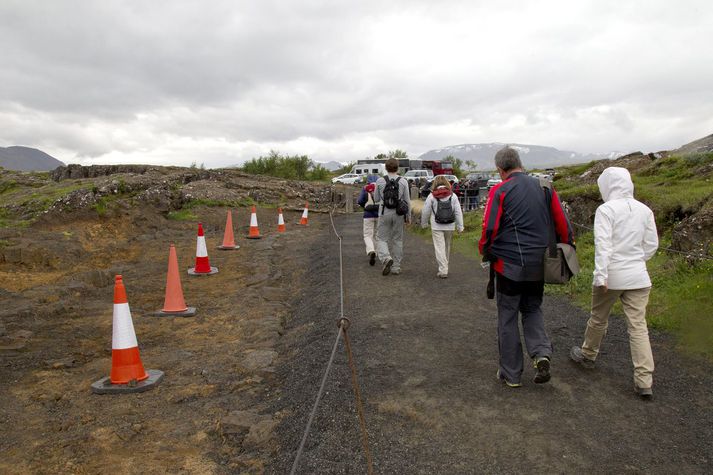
[593,167,658,289]
[421,188,464,232]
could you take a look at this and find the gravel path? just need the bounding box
[271,213,713,474]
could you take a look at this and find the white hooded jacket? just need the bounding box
[593,167,659,289]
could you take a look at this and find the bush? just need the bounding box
[241,151,329,181]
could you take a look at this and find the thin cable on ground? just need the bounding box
[290,207,374,475]
[343,328,375,475]
[290,324,344,475]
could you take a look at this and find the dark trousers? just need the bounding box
[496,275,552,383]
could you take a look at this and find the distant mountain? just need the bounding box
[418,143,623,170]
[672,133,713,155]
[314,160,345,171]
[0,146,64,171]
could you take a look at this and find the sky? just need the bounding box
[1,0,712,168]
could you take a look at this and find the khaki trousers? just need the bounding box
[362,218,377,255]
[431,230,453,275]
[582,286,654,389]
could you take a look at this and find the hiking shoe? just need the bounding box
[635,386,653,401]
[570,346,595,369]
[497,369,522,388]
[437,272,448,279]
[533,356,551,384]
[382,258,393,276]
[368,251,376,266]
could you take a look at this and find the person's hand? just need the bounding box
[594,283,608,292]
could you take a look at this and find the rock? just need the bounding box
[672,204,713,258]
[241,350,278,371]
[221,410,271,435]
[244,419,278,448]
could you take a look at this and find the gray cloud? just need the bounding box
[0,0,712,165]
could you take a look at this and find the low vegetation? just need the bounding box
[241,151,330,181]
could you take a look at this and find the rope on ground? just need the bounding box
[290,208,374,475]
[570,221,712,261]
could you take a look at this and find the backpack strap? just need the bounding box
[541,181,557,258]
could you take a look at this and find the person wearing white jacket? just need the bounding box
[420,175,464,278]
[570,167,659,399]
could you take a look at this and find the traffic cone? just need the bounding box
[277,208,286,233]
[299,202,309,225]
[218,209,240,250]
[91,275,164,394]
[154,244,196,317]
[188,223,218,275]
[246,206,262,239]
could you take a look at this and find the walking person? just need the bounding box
[374,158,411,276]
[570,167,659,400]
[479,146,574,387]
[421,175,464,278]
[357,175,379,266]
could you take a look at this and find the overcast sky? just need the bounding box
[1,0,712,167]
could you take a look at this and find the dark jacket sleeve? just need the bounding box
[357,188,367,208]
[478,183,505,259]
[550,188,575,246]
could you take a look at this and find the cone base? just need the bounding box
[91,369,164,394]
[152,307,197,317]
[217,245,240,250]
[187,267,219,276]
[245,235,262,239]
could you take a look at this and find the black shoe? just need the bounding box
[369,251,376,266]
[533,357,551,384]
[636,386,653,401]
[382,258,393,276]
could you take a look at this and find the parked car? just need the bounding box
[403,169,434,184]
[331,173,364,185]
[486,177,502,188]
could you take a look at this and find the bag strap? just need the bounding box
[543,182,558,257]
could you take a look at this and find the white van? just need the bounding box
[352,163,386,177]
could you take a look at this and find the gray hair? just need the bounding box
[494,146,522,172]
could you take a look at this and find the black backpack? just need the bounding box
[382,177,401,209]
[432,196,456,224]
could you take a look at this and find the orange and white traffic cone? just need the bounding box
[188,223,218,275]
[218,209,240,250]
[277,208,286,233]
[91,275,164,394]
[246,206,262,239]
[299,202,309,225]
[154,244,196,317]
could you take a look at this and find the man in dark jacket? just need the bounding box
[479,146,574,387]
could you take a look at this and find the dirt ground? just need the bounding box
[0,205,325,474]
[2,208,712,474]
[271,214,713,474]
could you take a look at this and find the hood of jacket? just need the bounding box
[366,174,378,184]
[432,186,452,200]
[597,167,634,202]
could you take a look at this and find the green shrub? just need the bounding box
[241,150,328,181]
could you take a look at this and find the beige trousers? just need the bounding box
[363,218,377,255]
[582,286,654,389]
[431,230,453,275]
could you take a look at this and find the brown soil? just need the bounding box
[0,205,325,474]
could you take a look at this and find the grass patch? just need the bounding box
[167,209,199,221]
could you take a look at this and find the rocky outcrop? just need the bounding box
[672,200,713,258]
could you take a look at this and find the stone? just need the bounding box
[241,350,278,371]
[221,410,271,435]
[244,419,278,447]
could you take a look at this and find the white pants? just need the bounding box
[363,218,377,255]
[431,230,453,275]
